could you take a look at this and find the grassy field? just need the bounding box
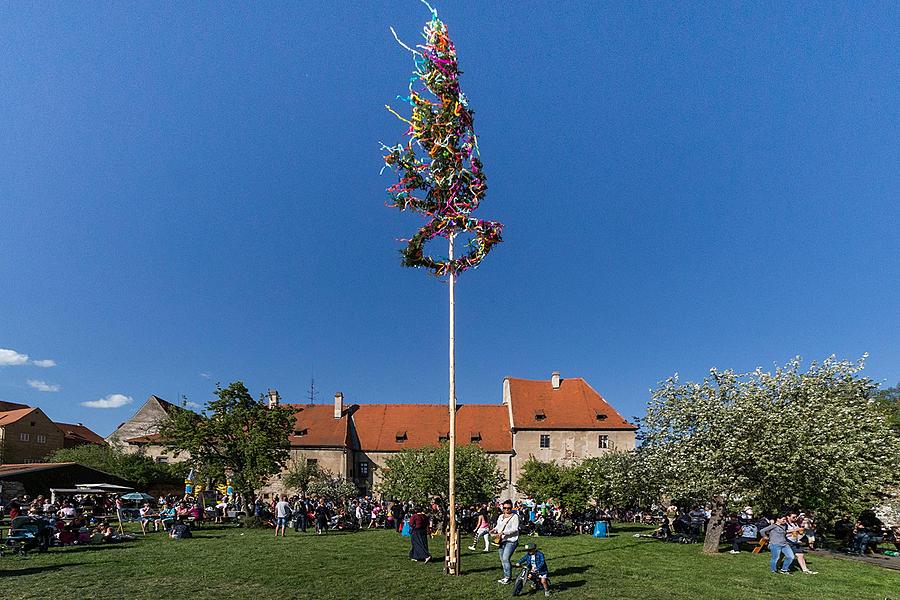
[1,524,897,599]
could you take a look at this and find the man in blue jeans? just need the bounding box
[760,515,795,574]
[492,500,520,584]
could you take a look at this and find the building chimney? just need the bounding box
[267,389,280,408]
[334,392,343,419]
[551,372,561,390]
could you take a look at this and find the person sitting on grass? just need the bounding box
[517,542,551,597]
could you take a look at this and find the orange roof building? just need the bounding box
[0,405,66,465]
[106,372,636,501]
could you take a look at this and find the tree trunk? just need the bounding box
[242,489,255,516]
[702,495,726,554]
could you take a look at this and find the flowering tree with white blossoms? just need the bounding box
[639,355,900,554]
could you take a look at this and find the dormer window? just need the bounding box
[438,432,450,443]
[534,410,546,422]
[470,431,482,443]
[293,428,308,437]
[594,412,608,421]
[395,431,408,443]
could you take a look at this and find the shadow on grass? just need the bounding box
[57,544,131,554]
[554,565,590,576]
[1,562,86,577]
[611,524,656,533]
[557,579,587,590]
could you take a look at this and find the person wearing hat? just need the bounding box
[730,507,759,553]
[516,542,551,597]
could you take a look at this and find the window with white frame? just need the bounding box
[599,434,609,449]
[539,434,550,448]
[36,434,46,444]
[359,461,369,477]
[19,432,30,442]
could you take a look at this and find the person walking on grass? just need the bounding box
[409,506,432,563]
[492,500,520,585]
[760,515,795,574]
[274,495,291,538]
[469,506,491,552]
[787,512,818,574]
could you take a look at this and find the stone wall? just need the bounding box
[259,447,351,498]
[106,397,170,451]
[509,428,636,500]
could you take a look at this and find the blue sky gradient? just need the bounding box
[1,2,898,435]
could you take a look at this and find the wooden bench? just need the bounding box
[752,538,768,554]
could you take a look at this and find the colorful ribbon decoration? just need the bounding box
[382,4,503,277]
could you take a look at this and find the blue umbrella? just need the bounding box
[120,492,155,501]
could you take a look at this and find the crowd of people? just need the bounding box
[4,487,898,587]
[0,493,135,549]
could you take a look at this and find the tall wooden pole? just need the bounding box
[447,233,459,575]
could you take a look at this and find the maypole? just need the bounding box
[382,2,503,576]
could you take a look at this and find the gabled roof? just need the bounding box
[0,407,37,427]
[284,404,351,448]
[55,422,106,446]
[153,395,187,415]
[352,404,512,453]
[0,401,31,412]
[507,377,637,431]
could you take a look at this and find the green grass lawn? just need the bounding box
[1,524,897,599]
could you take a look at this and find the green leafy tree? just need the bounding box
[873,383,900,431]
[514,457,591,510]
[640,356,900,554]
[306,470,359,501]
[48,444,182,488]
[158,381,294,505]
[378,444,505,506]
[282,456,321,496]
[580,450,661,509]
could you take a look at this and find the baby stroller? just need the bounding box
[2,516,52,556]
[670,514,698,544]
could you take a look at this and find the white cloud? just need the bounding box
[184,401,202,410]
[199,372,211,379]
[27,379,61,392]
[0,348,29,366]
[32,359,57,368]
[81,393,134,409]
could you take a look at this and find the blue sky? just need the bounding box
[1,2,897,436]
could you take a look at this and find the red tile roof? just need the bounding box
[351,404,512,453]
[507,377,637,431]
[0,407,36,427]
[285,404,351,448]
[55,422,106,446]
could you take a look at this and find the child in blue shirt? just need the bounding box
[517,542,551,596]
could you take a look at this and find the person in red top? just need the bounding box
[409,507,432,563]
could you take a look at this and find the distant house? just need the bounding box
[0,402,65,464]
[106,395,191,462]
[349,402,513,498]
[111,372,637,500]
[503,373,637,493]
[54,422,107,449]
